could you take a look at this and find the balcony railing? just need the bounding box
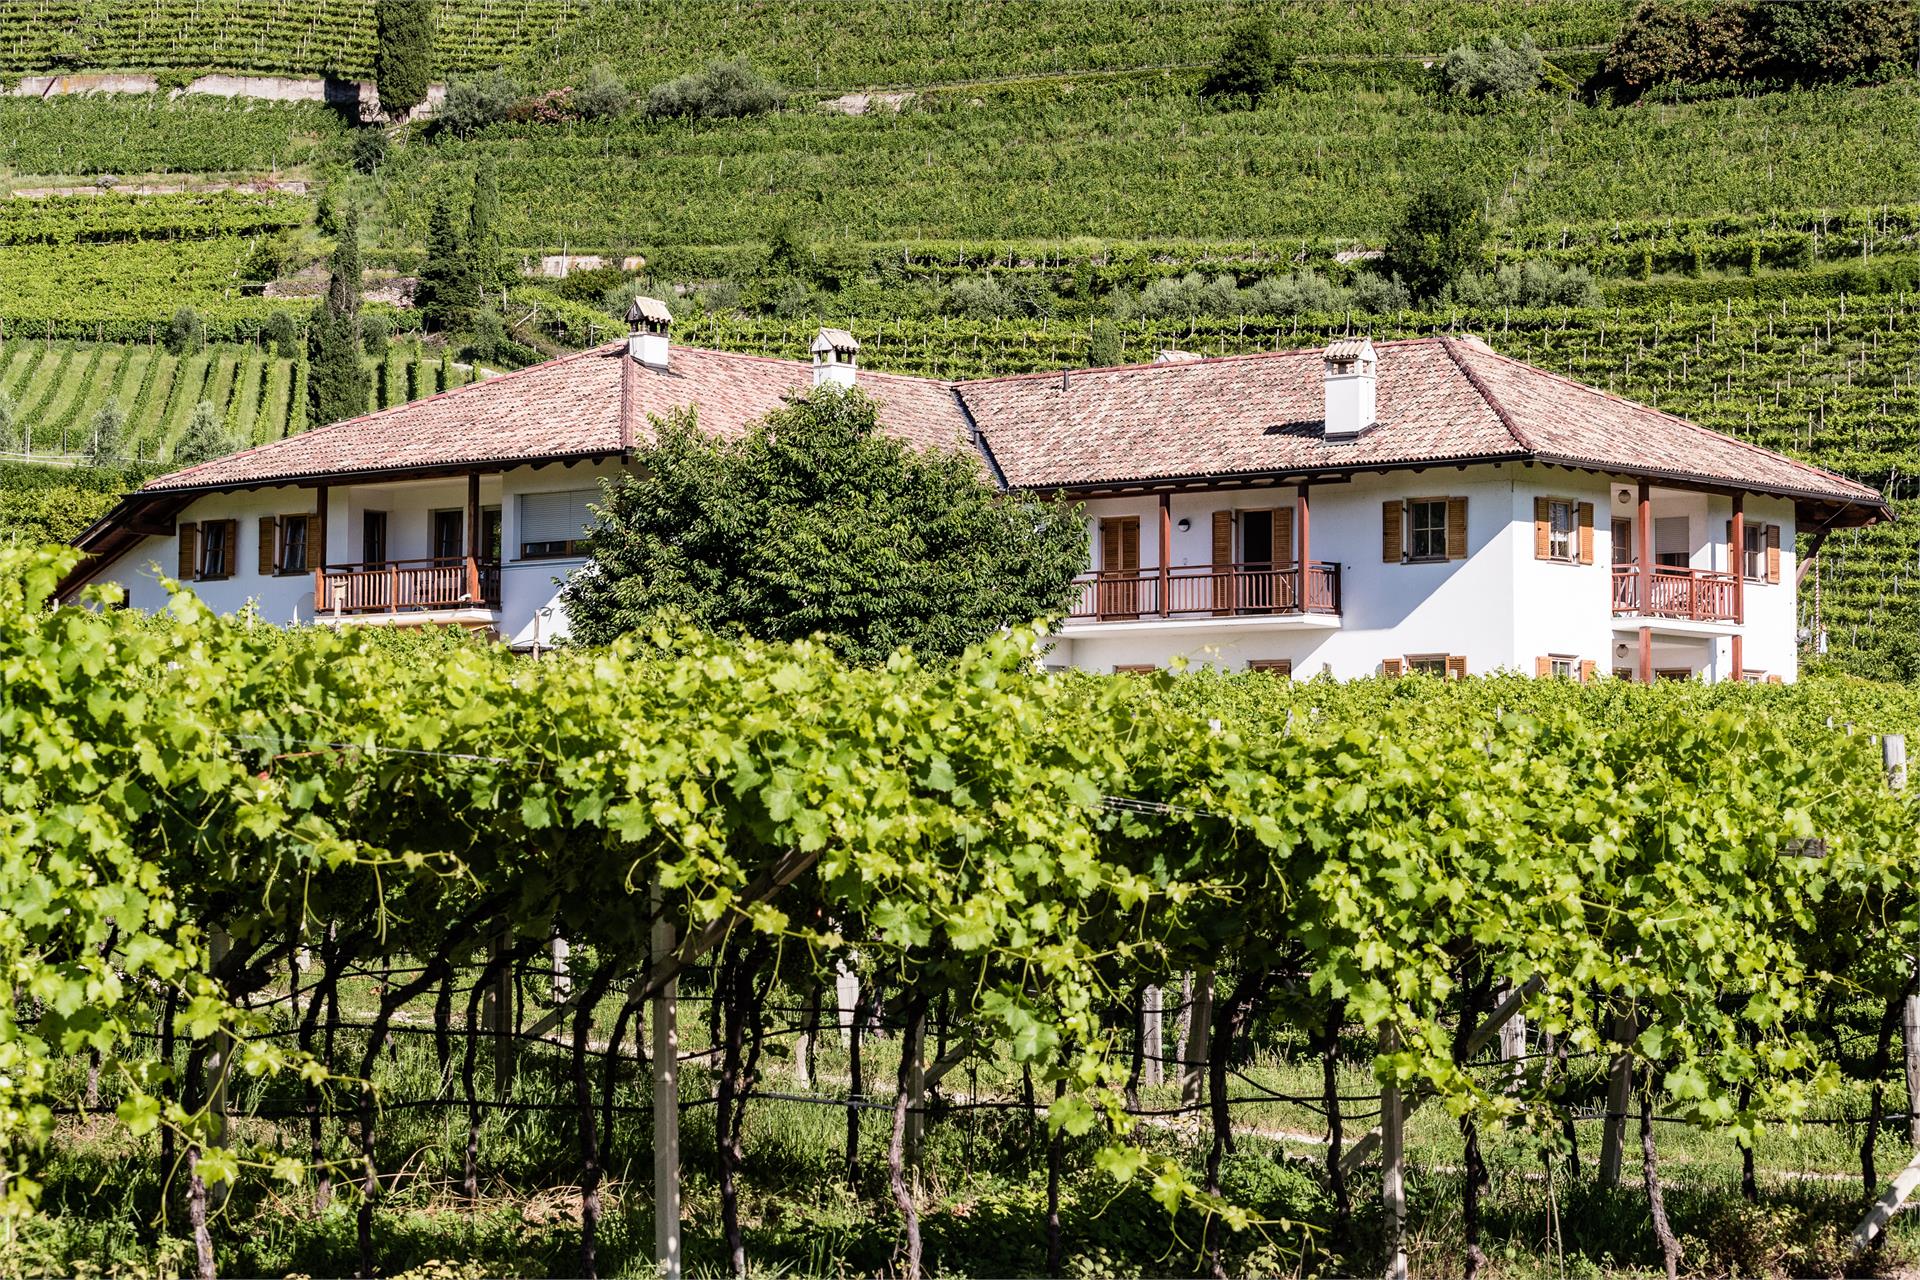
[1611,564,1738,622]
[315,557,502,616]
[1069,562,1341,622]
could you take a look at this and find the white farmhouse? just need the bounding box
[62,307,1887,683]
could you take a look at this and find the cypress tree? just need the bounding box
[307,207,371,427]
[469,154,502,291]
[417,191,477,332]
[375,0,434,121]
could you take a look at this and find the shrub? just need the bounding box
[350,128,389,174]
[1241,270,1346,316]
[945,275,1019,320]
[165,306,204,354]
[1440,36,1544,101]
[506,87,582,125]
[1383,182,1488,302]
[466,308,510,363]
[1349,271,1414,312]
[1594,0,1912,101]
[1200,17,1289,103]
[265,310,299,356]
[551,265,627,305]
[375,0,434,121]
[360,313,391,359]
[1453,260,1599,308]
[573,62,631,121]
[645,59,784,120]
[173,400,230,466]
[85,403,125,465]
[1088,318,1123,366]
[439,72,521,137]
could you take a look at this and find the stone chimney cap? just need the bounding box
[811,328,860,356]
[1323,336,1375,367]
[626,296,673,331]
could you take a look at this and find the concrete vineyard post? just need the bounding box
[1142,984,1163,1087]
[652,883,682,1280]
[1383,1026,1408,1280]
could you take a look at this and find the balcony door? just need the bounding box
[363,511,387,566]
[1236,507,1294,612]
[1097,516,1140,620]
[432,509,464,565]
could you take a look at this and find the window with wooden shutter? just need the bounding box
[305,513,323,570]
[1406,654,1450,676]
[1445,496,1468,560]
[1247,659,1292,677]
[1534,656,1551,678]
[1765,673,1783,684]
[1382,500,1402,563]
[1099,516,1142,619]
[199,519,236,580]
[257,516,277,576]
[1406,499,1449,562]
[1113,663,1156,675]
[1380,657,1405,677]
[1212,510,1234,614]
[177,522,198,581]
[1577,502,1594,564]
[279,514,310,573]
[1538,498,1578,563]
[1533,498,1550,559]
[1445,654,1468,680]
[1579,659,1597,683]
[1765,525,1781,583]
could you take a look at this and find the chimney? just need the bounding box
[810,328,859,389]
[1322,336,1377,440]
[626,295,672,370]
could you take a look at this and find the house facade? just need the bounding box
[62,309,1887,682]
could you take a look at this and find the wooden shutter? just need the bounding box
[1247,659,1293,677]
[1273,507,1294,566]
[1100,517,1139,573]
[306,514,323,570]
[1579,659,1597,683]
[1534,656,1551,678]
[1577,503,1594,564]
[218,519,239,579]
[1766,673,1783,684]
[1382,500,1402,563]
[1533,497,1550,559]
[1446,655,1468,680]
[1765,525,1781,583]
[1381,657,1404,678]
[177,522,198,581]
[1211,510,1233,567]
[1446,497,1468,560]
[258,516,278,576]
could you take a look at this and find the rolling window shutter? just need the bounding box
[1577,503,1594,564]
[1274,507,1294,566]
[1446,655,1468,680]
[1535,656,1551,678]
[1533,497,1550,559]
[1212,510,1233,568]
[520,490,598,549]
[177,522,197,581]
[258,516,277,576]
[1446,497,1468,560]
[1382,501,1402,563]
[1765,525,1781,583]
[1381,657,1404,678]
[306,514,323,569]
[1579,659,1596,683]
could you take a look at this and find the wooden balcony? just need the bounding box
[1069,562,1342,622]
[1611,565,1738,622]
[315,557,502,616]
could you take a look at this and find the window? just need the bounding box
[1407,499,1448,562]
[1548,656,1576,679]
[1406,654,1451,676]
[1612,518,1633,565]
[199,520,232,580]
[1547,501,1575,562]
[1741,521,1766,581]
[1654,516,1690,569]
[432,509,465,562]
[364,511,388,565]
[1113,664,1156,675]
[520,489,599,560]
[1246,659,1293,677]
[280,516,309,573]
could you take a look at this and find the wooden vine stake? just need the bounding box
[1181,969,1213,1107]
[1381,1025,1408,1280]
[651,881,682,1280]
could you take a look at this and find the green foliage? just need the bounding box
[416,191,476,333]
[0,191,305,247]
[375,0,435,121]
[571,61,631,121]
[172,399,230,465]
[644,58,784,120]
[564,388,1088,662]
[359,312,391,360]
[1596,0,1916,101]
[264,309,299,357]
[0,97,341,175]
[467,156,504,291]
[349,127,389,175]
[1439,35,1544,101]
[1200,16,1290,103]
[164,307,202,354]
[439,70,522,137]
[84,401,124,464]
[306,204,368,429]
[1384,181,1488,301]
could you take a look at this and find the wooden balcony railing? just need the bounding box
[1611,564,1738,622]
[1069,562,1341,622]
[314,557,502,616]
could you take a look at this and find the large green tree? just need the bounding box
[1383,181,1488,303]
[416,190,477,332]
[564,387,1087,663]
[374,0,434,121]
[306,205,370,428]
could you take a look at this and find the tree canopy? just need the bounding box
[374,0,434,120]
[563,386,1087,663]
[1383,181,1488,302]
[306,205,369,428]
[1199,17,1289,103]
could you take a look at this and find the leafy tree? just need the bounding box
[1199,17,1289,104]
[307,205,369,427]
[573,62,631,120]
[564,388,1087,663]
[360,312,391,360]
[1439,36,1544,101]
[1383,182,1488,302]
[174,399,231,465]
[375,0,434,121]
[416,190,477,332]
[644,59,784,119]
[86,402,125,465]
[1749,0,1914,85]
[440,70,521,136]
[265,310,299,357]
[349,128,389,174]
[165,306,203,354]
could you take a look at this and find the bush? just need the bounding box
[1384,182,1488,302]
[166,306,204,354]
[573,62,631,121]
[1349,271,1414,312]
[265,310,299,357]
[466,308,510,363]
[644,59,784,120]
[350,128,389,174]
[1241,270,1346,316]
[440,72,522,136]
[945,275,1019,320]
[1594,0,1913,101]
[85,403,125,465]
[1200,17,1289,103]
[1454,260,1599,308]
[360,313,391,359]
[375,0,434,121]
[1440,36,1544,101]
[550,265,627,305]
[174,400,231,466]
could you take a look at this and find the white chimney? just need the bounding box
[626,295,672,370]
[810,328,859,389]
[1322,336,1377,440]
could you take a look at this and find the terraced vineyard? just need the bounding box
[0,338,479,461]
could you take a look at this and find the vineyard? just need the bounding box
[0,338,479,460]
[7,544,1920,1278]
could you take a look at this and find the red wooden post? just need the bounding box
[1297,482,1311,611]
[1638,625,1653,685]
[313,482,329,615]
[467,472,481,563]
[1731,492,1745,625]
[390,562,400,614]
[1157,492,1171,618]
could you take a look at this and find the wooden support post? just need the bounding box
[651,885,682,1280]
[1181,969,1213,1108]
[1732,492,1746,625]
[1142,985,1163,1087]
[1852,1147,1920,1255]
[486,927,516,1099]
[1639,626,1653,686]
[1637,479,1653,683]
[1497,979,1526,1064]
[904,1002,927,1173]
[207,927,231,1209]
[836,964,860,1048]
[1599,1010,1639,1189]
[1883,735,1920,1150]
[1157,491,1171,618]
[1298,482,1312,610]
[1382,1028,1408,1280]
[466,471,480,561]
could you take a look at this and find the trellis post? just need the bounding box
[651,882,682,1280]
[1141,985,1163,1087]
[1181,969,1213,1107]
[1382,1026,1408,1280]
